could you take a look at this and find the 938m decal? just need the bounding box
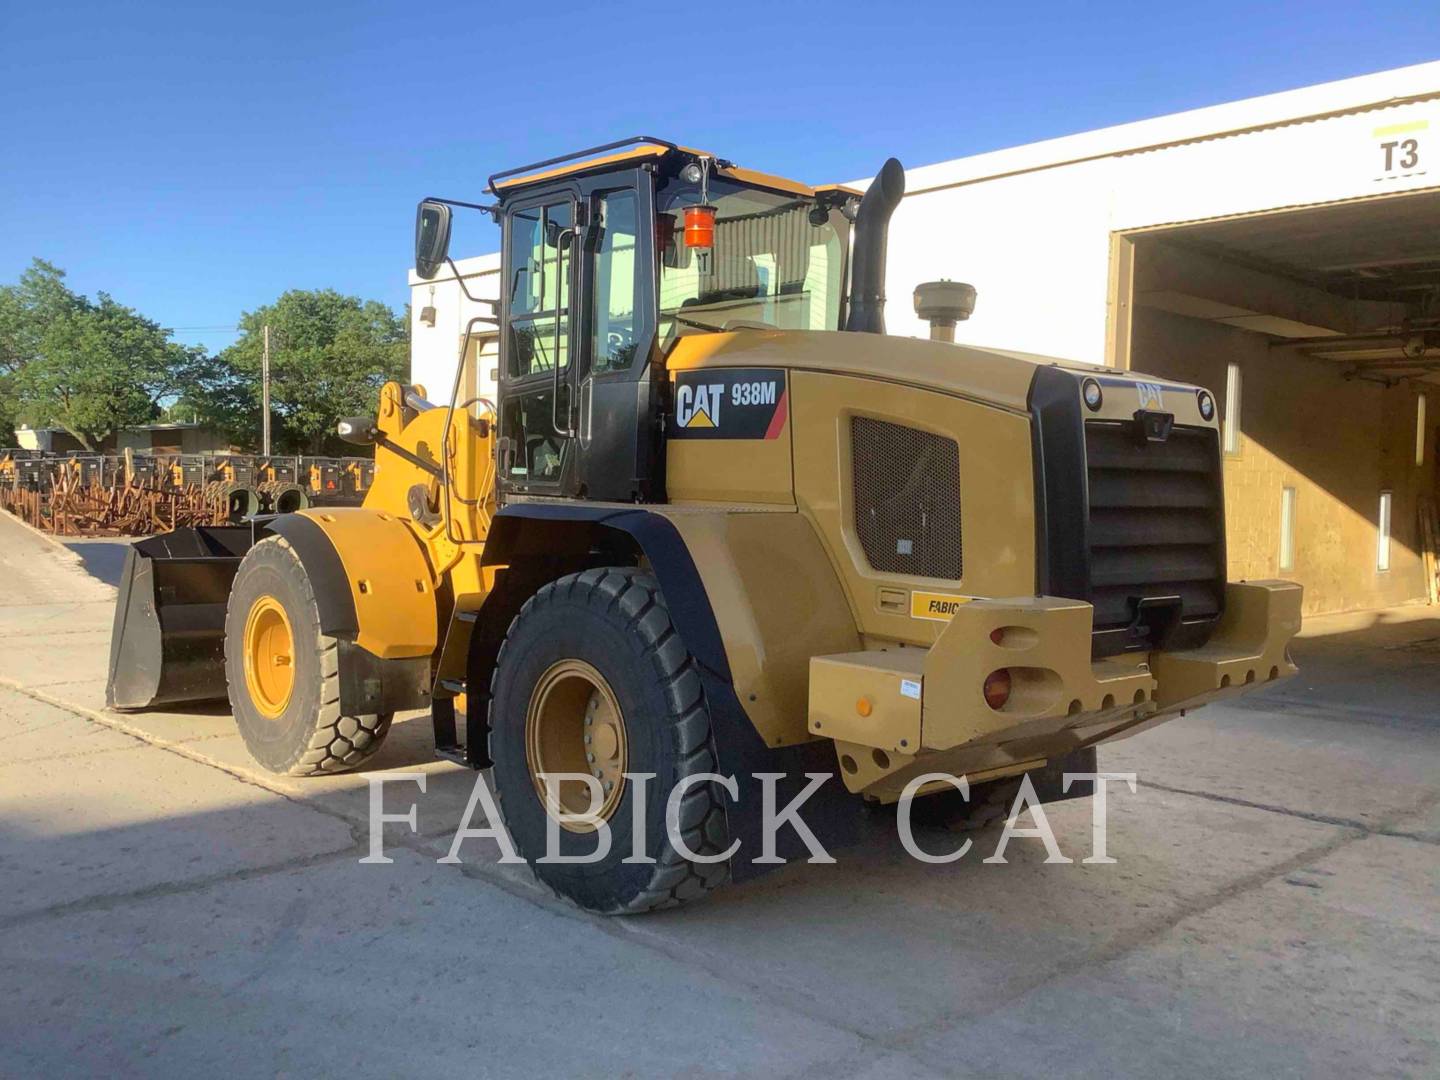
[670,368,788,440]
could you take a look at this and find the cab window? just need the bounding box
[507,201,572,378]
[655,179,844,343]
[500,389,564,484]
[590,189,640,373]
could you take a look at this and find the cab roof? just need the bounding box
[487,136,861,202]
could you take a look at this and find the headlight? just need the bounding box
[1082,378,1103,411]
[1197,390,1215,421]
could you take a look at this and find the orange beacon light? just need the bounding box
[683,204,717,248]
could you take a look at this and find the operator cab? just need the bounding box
[413,137,858,504]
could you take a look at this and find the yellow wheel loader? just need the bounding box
[106,137,1301,913]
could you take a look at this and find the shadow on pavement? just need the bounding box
[63,540,131,589]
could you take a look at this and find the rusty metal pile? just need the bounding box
[0,470,227,536]
[0,451,375,537]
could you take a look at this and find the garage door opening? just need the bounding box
[1116,189,1440,615]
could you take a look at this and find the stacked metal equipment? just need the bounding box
[0,450,375,536]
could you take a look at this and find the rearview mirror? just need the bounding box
[414,200,452,280]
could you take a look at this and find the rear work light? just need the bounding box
[983,669,1012,710]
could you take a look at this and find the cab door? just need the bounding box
[572,173,660,502]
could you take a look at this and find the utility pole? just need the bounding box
[261,324,272,457]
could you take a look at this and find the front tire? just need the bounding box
[488,568,731,914]
[224,535,393,776]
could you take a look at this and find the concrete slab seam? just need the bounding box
[1143,778,1440,846]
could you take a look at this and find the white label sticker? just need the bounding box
[896,539,913,555]
[900,679,922,700]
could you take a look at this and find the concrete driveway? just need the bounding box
[1,510,1436,1078]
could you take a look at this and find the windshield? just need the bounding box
[656,178,846,345]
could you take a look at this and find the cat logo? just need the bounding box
[1136,381,1165,410]
[676,383,725,429]
[670,368,786,440]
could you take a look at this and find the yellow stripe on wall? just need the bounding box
[1372,119,1430,138]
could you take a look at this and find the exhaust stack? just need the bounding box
[844,157,906,335]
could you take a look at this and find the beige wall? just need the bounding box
[116,427,233,454]
[178,428,232,454]
[1134,309,1436,616]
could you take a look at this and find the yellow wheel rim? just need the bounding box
[243,595,295,719]
[525,659,627,833]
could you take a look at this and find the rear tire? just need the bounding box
[488,567,731,914]
[224,536,393,776]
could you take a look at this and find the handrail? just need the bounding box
[439,315,501,547]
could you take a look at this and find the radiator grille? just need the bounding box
[851,417,961,579]
[1084,420,1224,652]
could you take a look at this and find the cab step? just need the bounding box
[432,678,491,769]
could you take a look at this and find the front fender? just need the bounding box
[262,509,438,716]
[268,508,439,660]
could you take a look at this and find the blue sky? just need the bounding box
[2,1,1435,352]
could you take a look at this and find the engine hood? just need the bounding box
[664,328,1213,424]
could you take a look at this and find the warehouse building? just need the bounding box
[410,61,1440,617]
[14,420,231,454]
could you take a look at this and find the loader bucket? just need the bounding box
[105,525,256,711]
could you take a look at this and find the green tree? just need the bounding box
[1,259,202,451]
[0,259,84,446]
[206,290,409,454]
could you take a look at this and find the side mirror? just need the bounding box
[336,417,378,445]
[414,200,452,280]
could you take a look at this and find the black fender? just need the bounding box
[481,504,727,676]
[259,513,358,637]
[479,504,865,881]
